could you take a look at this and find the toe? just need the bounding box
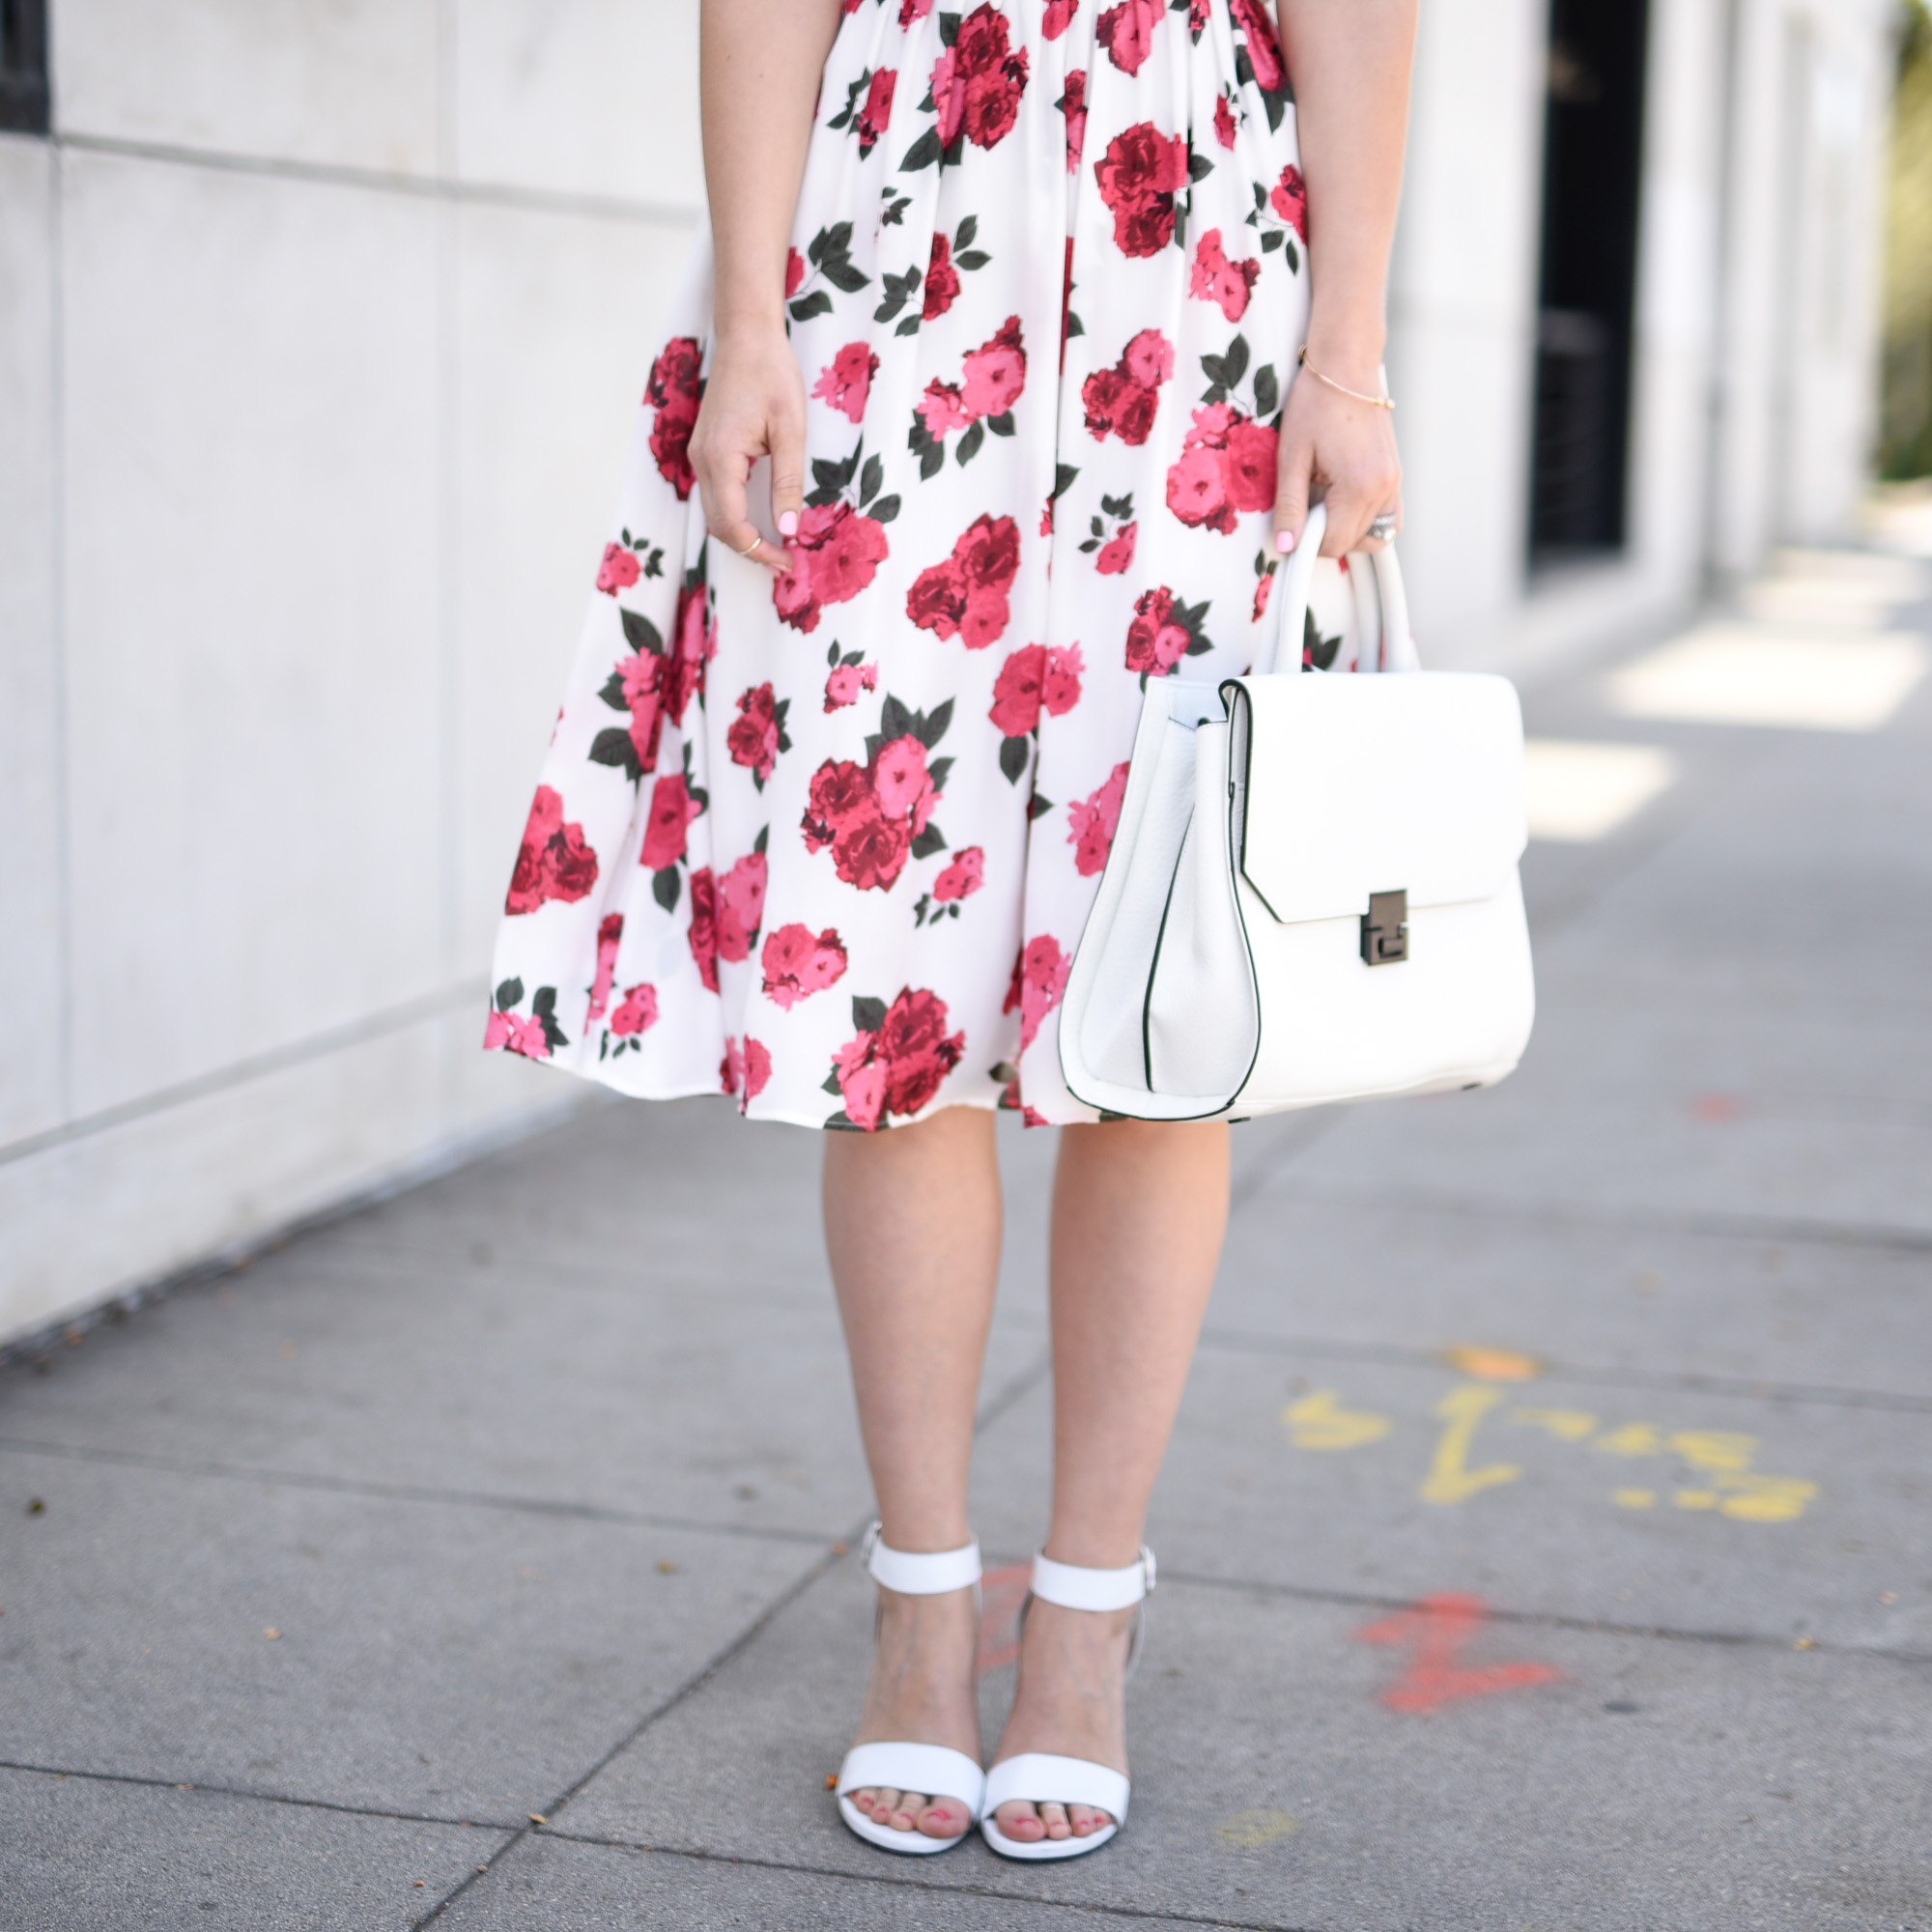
[1067,1802,1114,1836]
[1037,1801,1072,1841]
[994,1800,1046,1842]
[917,1795,971,1839]
[849,1787,877,1816]
[889,1789,927,1832]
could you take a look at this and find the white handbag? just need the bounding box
[1059,503,1535,1121]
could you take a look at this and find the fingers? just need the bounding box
[770,403,806,554]
[699,442,787,576]
[1272,434,1315,559]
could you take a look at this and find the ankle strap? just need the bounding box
[861,1521,982,1594]
[1031,1547,1155,1612]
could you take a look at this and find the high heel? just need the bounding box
[979,1546,1154,1861]
[833,1522,987,1855]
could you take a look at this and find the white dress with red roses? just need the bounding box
[485,0,1364,1130]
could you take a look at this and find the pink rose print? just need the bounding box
[483,1009,551,1060]
[1231,0,1287,99]
[928,4,1030,156]
[1007,936,1072,1054]
[585,911,624,1021]
[721,1035,773,1108]
[989,642,1083,741]
[596,542,640,597]
[923,232,962,321]
[1270,163,1308,242]
[1094,122,1189,259]
[1123,584,1210,677]
[823,657,879,712]
[484,978,565,1060]
[871,735,938,830]
[609,981,659,1037]
[1059,69,1086,173]
[645,336,702,500]
[761,923,850,1009]
[590,563,713,784]
[687,867,718,992]
[918,381,974,440]
[856,68,896,153]
[1190,229,1261,323]
[639,771,701,871]
[1082,328,1173,445]
[802,696,951,893]
[1253,559,1275,621]
[931,846,984,902]
[829,987,967,1130]
[959,316,1027,417]
[912,317,1028,471]
[505,785,599,915]
[1095,523,1137,574]
[773,500,891,634]
[715,847,768,964]
[1214,93,1237,150]
[1067,760,1130,876]
[899,0,934,23]
[1042,0,1078,36]
[784,249,805,299]
[666,574,717,724]
[906,513,1022,649]
[1166,403,1279,535]
[1096,0,1161,75]
[812,343,880,424]
[726,682,791,788]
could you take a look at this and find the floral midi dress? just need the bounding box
[485,0,1363,1130]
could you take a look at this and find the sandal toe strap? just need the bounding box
[838,1743,986,1813]
[981,1753,1130,1825]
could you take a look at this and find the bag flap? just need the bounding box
[1232,670,1526,923]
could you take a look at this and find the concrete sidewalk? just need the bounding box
[3,549,1930,1930]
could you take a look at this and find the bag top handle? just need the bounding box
[1260,501,1419,677]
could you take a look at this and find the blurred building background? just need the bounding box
[0,0,1911,1347]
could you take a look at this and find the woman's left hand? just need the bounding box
[1271,355,1403,558]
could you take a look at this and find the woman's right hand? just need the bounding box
[689,323,807,577]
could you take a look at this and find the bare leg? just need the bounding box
[991,1118,1230,1843]
[824,1105,1002,1839]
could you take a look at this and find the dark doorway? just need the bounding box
[0,0,49,135]
[1528,0,1651,563]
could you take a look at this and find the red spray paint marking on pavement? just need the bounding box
[977,1563,1032,1675]
[1354,1593,1561,1713]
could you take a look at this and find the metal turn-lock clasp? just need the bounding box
[1361,890,1408,966]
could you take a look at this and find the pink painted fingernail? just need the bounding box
[1274,528,1296,554]
[778,510,799,537]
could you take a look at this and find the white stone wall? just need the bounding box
[0,0,1895,1346]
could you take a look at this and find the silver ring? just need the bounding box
[1367,513,1398,543]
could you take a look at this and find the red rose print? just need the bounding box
[505,784,599,915]
[802,759,875,848]
[1222,419,1279,509]
[616,650,666,773]
[824,659,879,711]
[785,249,805,298]
[1059,69,1087,173]
[726,682,783,784]
[761,923,849,1009]
[1253,564,1274,621]
[1166,404,1279,534]
[899,0,934,22]
[1231,0,1286,96]
[1061,235,1076,372]
[1096,0,1160,75]
[1094,122,1189,259]
[958,316,1027,417]
[879,985,967,1116]
[645,336,702,500]
[990,643,1084,737]
[773,500,891,634]
[722,1035,773,1105]
[609,981,659,1037]
[835,810,912,893]
[923,232,962,322]
[1042,0,1078,35]
[931,846,984,902]
[812,342,880,424]
[1124,585,1197,676]
[715,848,767,963]
[639,771,700,871]
[1214,94,1237,150]
[1270,163,1308,242]
[1012,936,1071,1053]
[665,576,716,724]
[1190,228,1261,323]
[586,911,624,1021]
[1095,522,1137,575]
[1067,760,1130,876]
[906,513,1021,649]
[855,68,896,154]
[929,3,1030,155]
[596,542,640,597]
[687,867,718,992]
[1082,327,1173,445]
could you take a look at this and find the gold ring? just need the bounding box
[735,534,762,558]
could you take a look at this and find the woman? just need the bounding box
[489,0,1411,1859]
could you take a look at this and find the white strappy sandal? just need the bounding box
[833,1522,988,1856]
[979,1546,1155,1861]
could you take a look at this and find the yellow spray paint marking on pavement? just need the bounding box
[1671,1432,1818,1521]
[1420,1386,1523,1503]
[1217,1810,1300,1848]
[1283,1389,1393,1449]
[1614,1490,1657,1509]
[1440,1345,1541,1381]
[1510,1406,1598,1441]
[1594,1423,1663,1457]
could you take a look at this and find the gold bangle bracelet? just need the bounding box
[1296,347,1395,412]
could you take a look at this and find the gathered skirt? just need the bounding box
[484,0,1364,1128]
